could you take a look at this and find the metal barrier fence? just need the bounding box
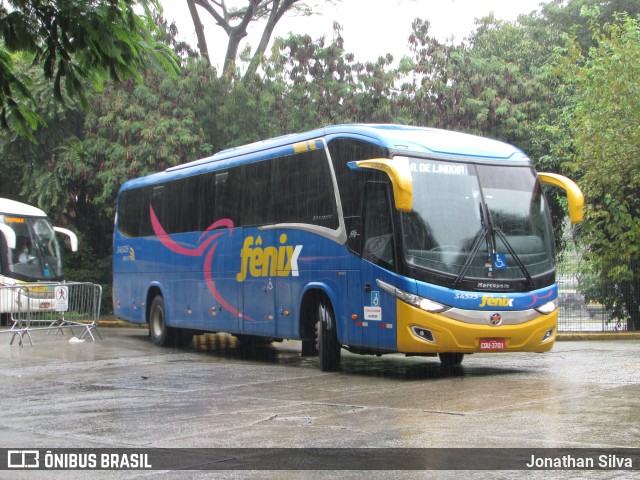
[558,303,627,332]
[557,254,638,333]
[0,282,102,346]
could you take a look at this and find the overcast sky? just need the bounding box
[161,0,545,69]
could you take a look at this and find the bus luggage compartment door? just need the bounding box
[239,230,277,337]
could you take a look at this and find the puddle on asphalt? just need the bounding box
[187,333,524,381]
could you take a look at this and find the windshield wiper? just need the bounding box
[454,204,535,289]
[453,203,490,288]
[490,224,535,289]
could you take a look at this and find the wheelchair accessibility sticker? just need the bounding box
[494,253,507,270]
[371,291,380,306]
[364,290,382,321]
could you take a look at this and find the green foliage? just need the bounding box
[399,18,549,147]
[235,23,402,134]
[562,15,640,259]
[8,51,214,312]
[557,13,640,329]
[0,0,179,139]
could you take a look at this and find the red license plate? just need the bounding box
[479,338,506,351]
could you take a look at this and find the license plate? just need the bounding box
[479,338,506,351]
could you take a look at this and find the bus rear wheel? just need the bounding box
[149,296,169,347]
[149,296,193,348]
[316,300,341,372]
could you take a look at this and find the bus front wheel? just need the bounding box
[439,352,464,367]
[316,300,341,372]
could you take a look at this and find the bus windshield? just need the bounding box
[402,158,555,282]
[0,214,63,281]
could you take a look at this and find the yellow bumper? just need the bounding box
[396,300,557,354]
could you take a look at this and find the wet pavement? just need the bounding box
[0,327,638,479]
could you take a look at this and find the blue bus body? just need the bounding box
[113,124,582,370]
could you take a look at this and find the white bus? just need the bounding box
[0,198,78,324]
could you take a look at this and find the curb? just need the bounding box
[98,319,146,329]
[557,332,640,341]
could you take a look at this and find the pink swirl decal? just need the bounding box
[149,205,251,321]
[525,289,555,308]
[150,206,232,256]
[204,243,252,321]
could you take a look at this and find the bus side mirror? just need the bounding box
[538,172,585,224]
[347,157,413,212]
[0,224,16,249]
[54,227,79,252]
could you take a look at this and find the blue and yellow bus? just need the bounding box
[113,124,583,370]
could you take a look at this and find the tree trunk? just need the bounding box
[186,0,211,67]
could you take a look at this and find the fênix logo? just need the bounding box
[479,296,514,308]
[236,234,303,282]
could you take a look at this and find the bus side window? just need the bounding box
[362,182,395,270]
[327,138,389,255]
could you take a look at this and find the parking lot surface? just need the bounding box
[0,327,638,478]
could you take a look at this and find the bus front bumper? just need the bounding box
[396,300,557,354]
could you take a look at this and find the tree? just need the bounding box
[185,0,338,79]
[0,57,86,199]
[463,1,640,254]
[534,0,640,53]
[401,19,546,145]
[560,13,640,329]
[0,0,178,139]
[264,24,400,129]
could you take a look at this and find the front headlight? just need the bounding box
[535,300,557,315]
[377,280,450,313]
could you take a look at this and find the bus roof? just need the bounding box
[0,198,47,218]
[122,124,530,190]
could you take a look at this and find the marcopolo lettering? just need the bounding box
[478,296,514,308]
[236,234,303,282]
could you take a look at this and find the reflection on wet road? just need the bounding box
[0,327,637,477]
[191,332,525,381]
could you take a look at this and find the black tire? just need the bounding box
[301,338,317,357]
[149,296,169,347]
[316,300,341,372]
[439,352,464,367]
[149,295,193,348]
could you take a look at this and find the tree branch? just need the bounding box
[244,0,298,79]
[186,0,211,66]
[188,0,339,78]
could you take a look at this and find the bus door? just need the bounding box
[357,182,398,351]
[239,229,277,337]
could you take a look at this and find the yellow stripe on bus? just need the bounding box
[293,140,321,153]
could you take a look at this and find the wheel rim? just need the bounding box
[150,306,163,339]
